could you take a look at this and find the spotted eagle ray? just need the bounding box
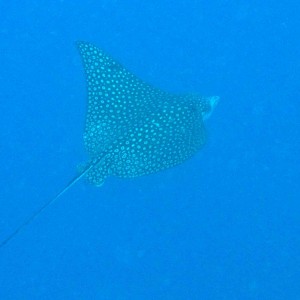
[0,41,219,248]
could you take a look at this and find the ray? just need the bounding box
[77,41,219,186]
[0,42,219,249]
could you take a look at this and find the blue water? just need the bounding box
[0,1,299,299]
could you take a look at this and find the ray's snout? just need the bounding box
[203,95,220,120]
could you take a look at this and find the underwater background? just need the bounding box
[0,1,299,299]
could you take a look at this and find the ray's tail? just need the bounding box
[0,164,95,249]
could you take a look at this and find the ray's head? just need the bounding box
[199,95,220,121]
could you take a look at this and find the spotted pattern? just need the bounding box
[77,41,218,186]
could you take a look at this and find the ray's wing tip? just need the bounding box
[75,40,89,49]
[75,41,99,52]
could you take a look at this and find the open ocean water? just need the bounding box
[0,1,299,299]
